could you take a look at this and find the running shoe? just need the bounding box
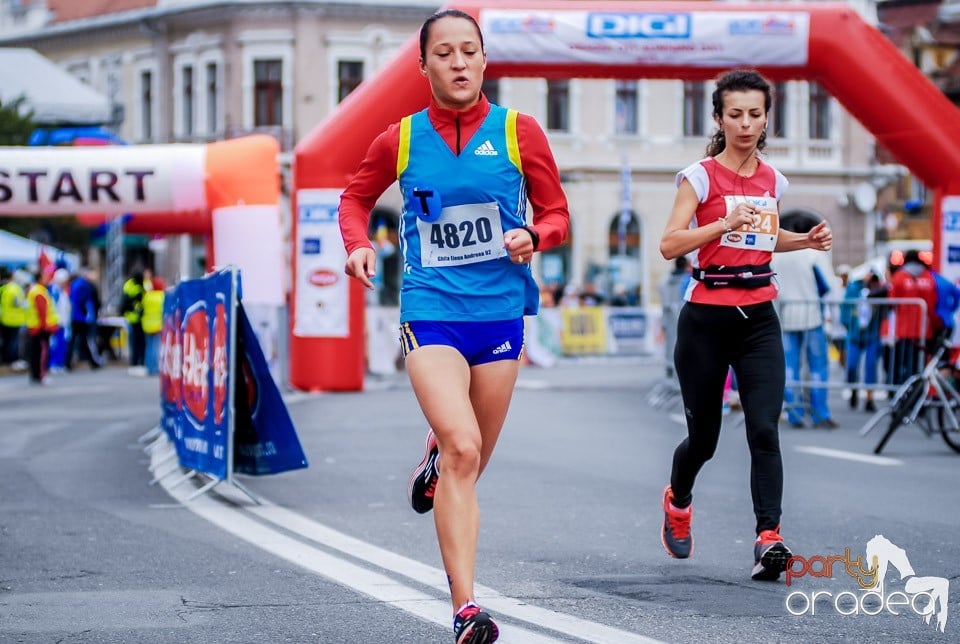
[453,602,499,644]
[751,526,793,581]
[661,485,693,559]
[407,429,439,514]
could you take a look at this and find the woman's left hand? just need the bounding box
[504,228,534,264]
[807,221,833,251]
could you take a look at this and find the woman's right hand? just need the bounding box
[344,247,377,290]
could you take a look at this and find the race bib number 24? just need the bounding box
[719,195,779,252]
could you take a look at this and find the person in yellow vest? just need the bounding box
[141,274,166,376]
[1,266,29,369]
[26,266,60,384]
[120,269,147,371]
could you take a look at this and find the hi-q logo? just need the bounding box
[212,300,228,426]
[181,302,210,427]
[160,308,182,409]
[785,535,949,633]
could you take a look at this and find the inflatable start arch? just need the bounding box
[293,0,960,391]
[0,135,285,306]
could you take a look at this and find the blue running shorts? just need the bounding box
[399,319,525,366]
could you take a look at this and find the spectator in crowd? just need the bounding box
[142,274,166,376]
[121,268,148,373]
[888,249,938,384]
[0,266,28,369]
[770,222,838,429]
[658,255,691,380]
[931,268,960,346]
[829,263,852,369]
[67,267,103,370]
[48,268,72,373]
[25,266,59,384]
[841,270,887,412]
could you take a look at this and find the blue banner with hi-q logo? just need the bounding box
[159,270,233,479]
[159,269,308,479]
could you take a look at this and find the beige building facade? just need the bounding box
[0,0,896,305]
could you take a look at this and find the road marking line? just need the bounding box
[795,445,903,466]
[151,437,664,644]
[250,504,663,644]
[157,465,562,643]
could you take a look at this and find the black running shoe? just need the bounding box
[751,526,793,581]
[407,429,439,514]
[453,602,499,644]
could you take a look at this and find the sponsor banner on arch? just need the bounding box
[294,189,349,337]
[480,9,809,66]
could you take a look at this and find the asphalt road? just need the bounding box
[0,358,957,643]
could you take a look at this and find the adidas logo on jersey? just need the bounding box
[474,140,499,156]
[492,340,512,355]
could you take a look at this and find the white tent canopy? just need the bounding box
[0,228,79,271]
[0,48,112,125]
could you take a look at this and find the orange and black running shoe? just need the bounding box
[752,526,792,581]
[661,485,693,559]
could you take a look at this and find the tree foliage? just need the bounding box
[0,95,35,145]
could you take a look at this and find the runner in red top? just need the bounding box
[657,69,833,582]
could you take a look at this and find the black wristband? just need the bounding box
[522,226,540,251]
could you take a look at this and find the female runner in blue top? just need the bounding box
[339,9,569,642]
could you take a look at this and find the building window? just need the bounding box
[337,60,364,103]
[809,81,831,140]
[206,62,218,134]
[546,80,569,132]
[140,70,153,141]
[254,59,283,126]
[182,65,194,136]
[771,82,787,138]
[482,78,500,105]
[683,81,706,137]
[615,80,639,135]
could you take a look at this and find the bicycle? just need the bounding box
[859,340,960,454]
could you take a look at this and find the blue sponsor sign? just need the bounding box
[159,270,234,479]
[159,268,308,480]
[943,209,960,232]
[232,303,309,475]
[948,245,960,264]
[586,13,691,39]
[607,308,648,355]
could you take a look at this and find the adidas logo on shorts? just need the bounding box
[492,340,512,355]
[474,140,499,156]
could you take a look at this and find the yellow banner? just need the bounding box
[560,307,607,355]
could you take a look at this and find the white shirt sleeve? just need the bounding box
[774,167,790,200]
[675,160,710,203]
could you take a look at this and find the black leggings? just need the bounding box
[671,301,786,534]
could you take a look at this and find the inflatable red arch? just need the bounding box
[292,0,960,392]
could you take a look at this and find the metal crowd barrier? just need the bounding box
[778,296,929,395]
[648,296,934,415]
